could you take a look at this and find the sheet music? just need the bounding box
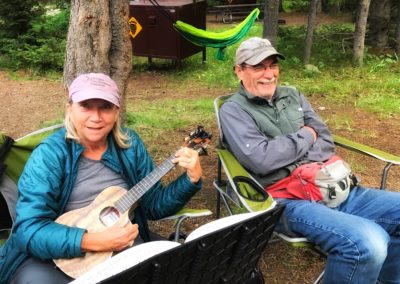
[70,241,180,284]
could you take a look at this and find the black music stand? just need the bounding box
[99,204,284,284]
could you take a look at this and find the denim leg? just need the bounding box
[339,186,400,284]
[277,186,400,284]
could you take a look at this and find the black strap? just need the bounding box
[0,135,14,229]
[0,136,14,179]
[0,136,14,161]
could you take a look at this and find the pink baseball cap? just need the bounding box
[68,73,121,107]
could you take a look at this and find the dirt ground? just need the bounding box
[1,12,399,283]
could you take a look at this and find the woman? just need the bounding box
[0,73,203,284]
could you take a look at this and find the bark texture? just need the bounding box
[304,0,319,64]
[396,2,400,54]
[353,0,371,67]
[263,0,280,47]
[368,0,391,50]
[63,0,132,113]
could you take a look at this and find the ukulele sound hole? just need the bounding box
[99,206,121,227]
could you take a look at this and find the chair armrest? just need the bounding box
[161,208,213,242]
[333,134,400,189]
[333,135,400,165]
[161,208,212,221]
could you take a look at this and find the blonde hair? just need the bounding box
[64,104,131,149]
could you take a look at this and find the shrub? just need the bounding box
[0,9,69,72]
[0,0,44,38]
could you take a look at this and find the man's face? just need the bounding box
[235,57,279,100]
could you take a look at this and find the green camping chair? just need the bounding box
[0,125,212,245]
[213,94,400,284]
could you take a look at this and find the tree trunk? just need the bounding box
[316,0,322,14]
[278,0,284,12]
[353,0,371,67]
[368,0,391,51]
[396,1,400,54]
[304,0,320,64]
[263,0,280,47]
[321,0,329,13]
[63,0,132,116]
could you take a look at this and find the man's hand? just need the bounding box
[303,126,317,142]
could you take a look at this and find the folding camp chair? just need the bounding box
[0,124,64,242]
[0,124,212,245]
[213,94,400,284]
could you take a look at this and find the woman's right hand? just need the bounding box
[81,222,139,252]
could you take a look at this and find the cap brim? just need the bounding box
[70,89,120,107]
[244,51,285,65]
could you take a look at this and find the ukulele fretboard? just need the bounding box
[115,154,176,213]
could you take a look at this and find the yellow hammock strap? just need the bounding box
[173,8,260,60]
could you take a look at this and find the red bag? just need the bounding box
[266,155,352,208]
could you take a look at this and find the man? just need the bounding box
[219,37,400,283]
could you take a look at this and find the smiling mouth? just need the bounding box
[258,81,275,86]
[258,79,276,86]
[87,127,103,131]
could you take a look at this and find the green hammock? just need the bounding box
[174,8,260,60]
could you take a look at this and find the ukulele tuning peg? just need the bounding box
[189,125,212,140]
[194,144,208,156]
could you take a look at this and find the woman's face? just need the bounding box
[67,99,119,147]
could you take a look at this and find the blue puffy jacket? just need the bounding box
[0,127,201,283]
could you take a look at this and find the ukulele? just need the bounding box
[54,126,211,278]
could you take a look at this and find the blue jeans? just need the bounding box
[276,186,400,284]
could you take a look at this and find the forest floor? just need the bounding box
[1,11,399,283]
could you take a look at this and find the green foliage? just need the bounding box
[337,0,359,11]
[0,0,44,38]
[277,24,355,68]
[357,93,400,118]
[130,20,399,119]
[0,9,69,72]
[282,0,310,12]
[282,0,359,13]
[365,53,398,72]
[331,115,354,131]
[0,11,399,119]
[125,98,214,141]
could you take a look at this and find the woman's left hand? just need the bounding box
[173,147,202,183]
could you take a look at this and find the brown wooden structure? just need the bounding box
[129,0,207,65]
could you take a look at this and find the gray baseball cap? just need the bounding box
[235,37,285,65]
